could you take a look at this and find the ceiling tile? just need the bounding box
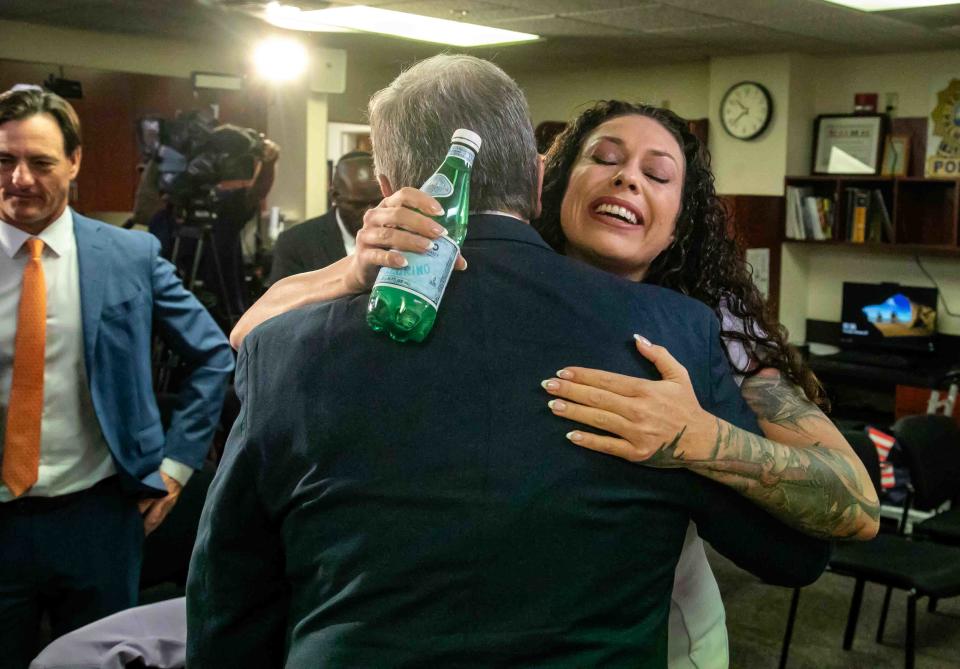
[653,0,850,25]
[570,4,734,31]
[374,0,532,22]
[489,0,657,15]
[487,15,636,36]
[668,22,840,54]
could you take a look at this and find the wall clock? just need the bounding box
[720,81,773,141]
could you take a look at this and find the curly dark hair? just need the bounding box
[535,100,827,408]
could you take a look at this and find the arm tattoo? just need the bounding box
[645,426,689,467]
[647,418,881,540]
[740,373,825,431]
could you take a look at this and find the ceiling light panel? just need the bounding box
[274,4,539,46]
[821,0,960,10]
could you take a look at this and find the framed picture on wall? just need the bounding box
[812,114,887,175]
[881,135,911,176]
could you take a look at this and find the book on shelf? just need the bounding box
[844,188,892,243]
[784,186,833,240]
[868,189,894,243]
[843,188,868,243]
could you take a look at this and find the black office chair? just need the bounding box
[899,414,960,548]
[778,426,960,669]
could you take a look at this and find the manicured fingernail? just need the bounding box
[431,204,444,214]
[566,431,584,442]
[396,256,408,267]
[421,238,434,249]
[461,258,468,270]
[548,399,567,412]
[634,334,652,347]
[431,225,445,236]
[541,379,559,390]
[556,369,573,379]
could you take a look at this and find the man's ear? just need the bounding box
[68,147,82,181]
[532,154,545,220]
[378,174,394,198]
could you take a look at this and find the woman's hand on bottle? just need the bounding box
[541,335,717,466]
[229,189,468,350]
[343,187,468,294]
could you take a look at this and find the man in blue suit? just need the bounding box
[0,88,233,668]
[188,56,828,668]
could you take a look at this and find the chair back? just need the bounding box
[842,428,883,498]
[893,414,960,511]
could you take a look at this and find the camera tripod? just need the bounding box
[154,216,237,394]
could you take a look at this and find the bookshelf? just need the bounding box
[783,176,960,254]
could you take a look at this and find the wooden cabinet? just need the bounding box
[783,175,960,255]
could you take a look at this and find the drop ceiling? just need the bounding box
[0,0,957,71]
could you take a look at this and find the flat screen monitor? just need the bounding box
[840,282,938,354]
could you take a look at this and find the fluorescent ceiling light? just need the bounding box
[262,2,354,32]
[252,37,309,83]
[821,0,960,10]
[264,2,538,47]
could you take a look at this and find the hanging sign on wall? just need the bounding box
[926,78,960,178]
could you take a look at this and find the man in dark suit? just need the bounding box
[0,88,233,668]
[187,56,829,668]
[267,151,381,284]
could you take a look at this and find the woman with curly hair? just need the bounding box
[231,100,878,668]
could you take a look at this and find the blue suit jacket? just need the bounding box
[74,212,234,496]
[188,215,829,668]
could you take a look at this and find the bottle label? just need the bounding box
[372,234,459,309]
[421,173,454,198]
[447,144,475,168]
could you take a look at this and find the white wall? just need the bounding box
[516,61,710,125]
[782,246,960,338]
[707,54,794,196]
[328,60,396,123]
[812,50,960,117]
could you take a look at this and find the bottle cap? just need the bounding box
[452,129,481,153]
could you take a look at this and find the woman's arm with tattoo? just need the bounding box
[542,339,880,541]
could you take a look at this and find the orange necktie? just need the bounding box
[3,238,46,497]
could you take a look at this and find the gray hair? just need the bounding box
[368,55,539,220]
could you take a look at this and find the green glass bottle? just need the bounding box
[367,129,481,343]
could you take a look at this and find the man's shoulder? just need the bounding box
[74,212,158,255]
[245,293,363,355]
[630,281,715,321]
[276,211,336,244]
[554,257,714,325]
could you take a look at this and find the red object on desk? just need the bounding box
[895,385,960,426]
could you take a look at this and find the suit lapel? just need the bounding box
[316,210,347,267]
[74,212,108,373]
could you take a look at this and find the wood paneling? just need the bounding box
[890,117,927,179]
[721,194,784,317]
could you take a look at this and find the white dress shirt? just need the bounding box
[0,210,189,500]
[335,209,356,256]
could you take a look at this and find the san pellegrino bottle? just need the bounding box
[367,129,482,343]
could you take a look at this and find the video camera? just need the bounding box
[137,112,265,214]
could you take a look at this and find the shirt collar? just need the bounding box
[334,208,357,255]
[0,207,74,259]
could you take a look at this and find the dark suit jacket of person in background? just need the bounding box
[187,214,830,669]
[267,208,345,285]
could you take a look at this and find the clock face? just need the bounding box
[720,82,773,140]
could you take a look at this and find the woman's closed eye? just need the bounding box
[591,153,618,166]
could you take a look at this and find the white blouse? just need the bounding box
[667,305,756,669]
